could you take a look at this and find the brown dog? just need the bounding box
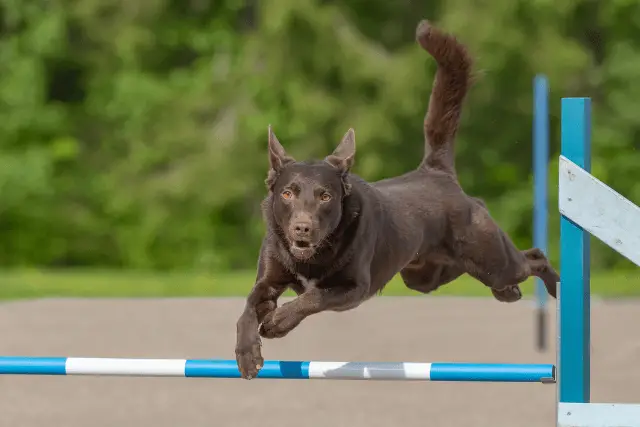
[234,20,559,379]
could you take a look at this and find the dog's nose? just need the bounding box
[293,221,312,237]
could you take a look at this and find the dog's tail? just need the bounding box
[416,20,473,173]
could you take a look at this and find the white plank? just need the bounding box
[558,402,640,427]
[559,156,640,266]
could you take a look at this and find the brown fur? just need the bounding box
[234,20,559,380]
[417,20,473,172]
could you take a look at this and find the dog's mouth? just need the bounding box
[290,240,316,260]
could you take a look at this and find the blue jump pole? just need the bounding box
[0,356,556,383]
[533,74,549,352]
[559,97,591,402]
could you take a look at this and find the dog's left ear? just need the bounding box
[325,128,356,173]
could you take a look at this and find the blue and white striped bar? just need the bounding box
[0,357,555,383]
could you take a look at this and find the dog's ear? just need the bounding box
[325,128,356,173]
[325,128,355,196]
[266,125,294,190]
[268,125,294,171]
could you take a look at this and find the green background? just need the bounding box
[0,0,638,299]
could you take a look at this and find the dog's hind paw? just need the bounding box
[491,285,522,303]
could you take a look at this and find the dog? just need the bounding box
[234,20,559,379]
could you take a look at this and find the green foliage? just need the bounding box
[0,0,638,271]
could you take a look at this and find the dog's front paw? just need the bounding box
[491,285,522,303]
[235,337,264,380]
[259,305,304,339]
[236,322,264,380]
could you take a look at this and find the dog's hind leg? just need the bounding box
[461,238,528,303]
[486,248,558,302]
[400,261,465,294]
[454,205,559,302]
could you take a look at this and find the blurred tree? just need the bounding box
[0,0,637,270]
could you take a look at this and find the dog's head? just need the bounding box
[264,126,356,261]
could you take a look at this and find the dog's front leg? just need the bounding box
[235,248,292,380]
[259,278,370,339]
[235,279,287,379]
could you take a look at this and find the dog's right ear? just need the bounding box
[266,125,294,190]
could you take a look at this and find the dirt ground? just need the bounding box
[1,296,639,427]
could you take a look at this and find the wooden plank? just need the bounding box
[559,155,640,267]
[558,402,640,427]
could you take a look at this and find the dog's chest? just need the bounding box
[296,274,318,289]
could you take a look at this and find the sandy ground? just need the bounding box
[1,296,639,427]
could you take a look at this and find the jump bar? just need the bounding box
[0,357,556,383]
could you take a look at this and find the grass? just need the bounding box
[0,269,639,300]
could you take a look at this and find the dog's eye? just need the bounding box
[281,190,293,200]
[320,193,332,202]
